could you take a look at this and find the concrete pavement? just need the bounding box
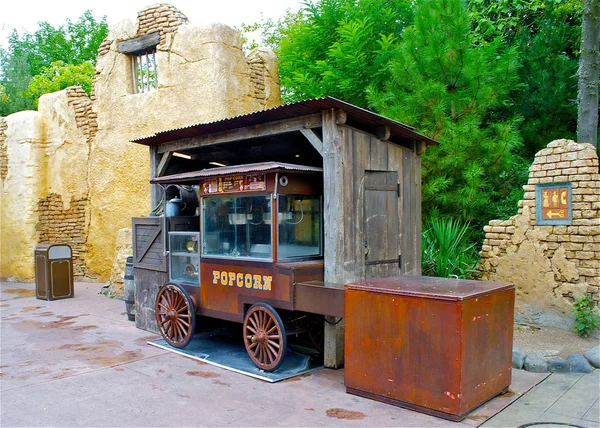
[1,280,598,427]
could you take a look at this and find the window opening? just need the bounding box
[132,49,158,93]
[202,195,272,260]
[278,195,322,260]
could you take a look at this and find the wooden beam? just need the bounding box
[335,109,347,125]
[156,152,172,177]
[150,146,161,211]
[118,32,160,54]
[322,108,346,368]
[375,125,391,141]
[156,113,323,153]
[299,129,323,156]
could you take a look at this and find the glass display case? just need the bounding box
[169,232,200,286]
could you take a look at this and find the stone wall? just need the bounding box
[478,139,599,332]
[0,119,8,181]
[36,194,88,278]
[0,4,281,284]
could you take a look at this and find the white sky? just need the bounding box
[0,0,305,50]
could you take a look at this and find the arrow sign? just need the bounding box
[546,210,565,218]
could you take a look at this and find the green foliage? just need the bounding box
[269,0,414,105]
[369,0,525,226]
[0,10,108,116]
[422,217,479,278]
[26,61,95,106]
[572,294,600,337]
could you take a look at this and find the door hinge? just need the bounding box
[397,183,401,197]
[398,255,402,268]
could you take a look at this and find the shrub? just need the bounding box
[572,294,599,338]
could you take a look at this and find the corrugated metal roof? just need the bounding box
[151,161,323,184]
[132,97,439,146]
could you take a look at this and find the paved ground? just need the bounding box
[1,281,598,427]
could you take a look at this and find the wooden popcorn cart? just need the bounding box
[151,162,334,371]
[131,97,439,371]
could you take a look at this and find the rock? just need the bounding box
[567,354,594,373]
[524,352,548,373]
[583,346,600,368]
[512,348,527,369]
[548,358,570,373]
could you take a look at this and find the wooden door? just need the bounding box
[364,171,400,279]
[132,217,167,272]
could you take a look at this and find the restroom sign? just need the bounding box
[536,183,572,225]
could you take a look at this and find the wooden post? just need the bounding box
[322,108,346,368]
[150,146,161,212]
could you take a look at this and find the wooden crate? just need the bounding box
[344,276,515,422]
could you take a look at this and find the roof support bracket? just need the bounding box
[156,151,173,177]
[300,129,324,156]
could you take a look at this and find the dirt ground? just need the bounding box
[513,323,599,358]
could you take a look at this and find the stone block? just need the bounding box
[578,268,598,277]
[572,174,592,181]
[512,347,526,370]
[547,154,561,163]
[483,225,492,232]
[567,354,593,373]
[539,177,554,183]
[533,170,547,178]
[561,168,578,175]
[578,149,599,159]
[542,163,556,170]
[556,161,571,169]
[561,152,578,161]
[579,226,599,236]
[583,346,600,368]
[547,170,563,177]
[491,226,506,233]
[583,194,599,202]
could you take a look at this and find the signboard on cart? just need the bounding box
[202,174,266,194]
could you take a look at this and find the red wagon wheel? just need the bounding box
[155,283,196,348]
[243,303,287,372]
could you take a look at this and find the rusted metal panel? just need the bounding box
[344,276,514,422]
[294,281,344,318]
[131,97,439,148]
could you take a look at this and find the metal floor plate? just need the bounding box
[148,330,323,382]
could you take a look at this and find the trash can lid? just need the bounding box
[35,244,72,259]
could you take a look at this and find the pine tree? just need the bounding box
[369,0,525,224]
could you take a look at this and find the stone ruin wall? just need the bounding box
[1,88,94,280]
[1,3,282,285]
[478,139,599,333]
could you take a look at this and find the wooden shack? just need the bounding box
[130,97,438,367]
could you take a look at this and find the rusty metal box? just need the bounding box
[34,244,74,301]
[344,276,514,422]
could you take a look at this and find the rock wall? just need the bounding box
[478,139,599,332]
[0,3,282,283]
[0,89,92,280]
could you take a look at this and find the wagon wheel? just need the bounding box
[243,303,287,372]
[155,282,196,348]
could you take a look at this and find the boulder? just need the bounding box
[548,358,570,373]
[567,354,594,373]
[512,348,527,369]
[524,352,548,373]
[583,346,600,368]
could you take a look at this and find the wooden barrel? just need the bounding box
[124,256,135,321]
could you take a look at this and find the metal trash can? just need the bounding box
[124,256,135,321]
[34,244,74,301]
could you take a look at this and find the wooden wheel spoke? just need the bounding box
[158,302,169,311]
[248,341,258,350]
[266,343,278,361]
[248,315,259,332]
[246,325,257,335]
[264,317,274,332]
[176,305,189,314]
[267,339,281,349]
[266,325,278,335]
[178,318,190,328]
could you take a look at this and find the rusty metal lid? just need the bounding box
[345,276,514,301]
[151,161,322,184]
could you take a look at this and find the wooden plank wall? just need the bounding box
[334,126,422,283]
[134,267,169,334]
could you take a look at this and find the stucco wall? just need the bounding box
[478,139,599,332]
[0,3,281,282]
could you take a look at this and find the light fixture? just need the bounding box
[295,154,300,158]
[172,152,191,160]
[209,161,226,167]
